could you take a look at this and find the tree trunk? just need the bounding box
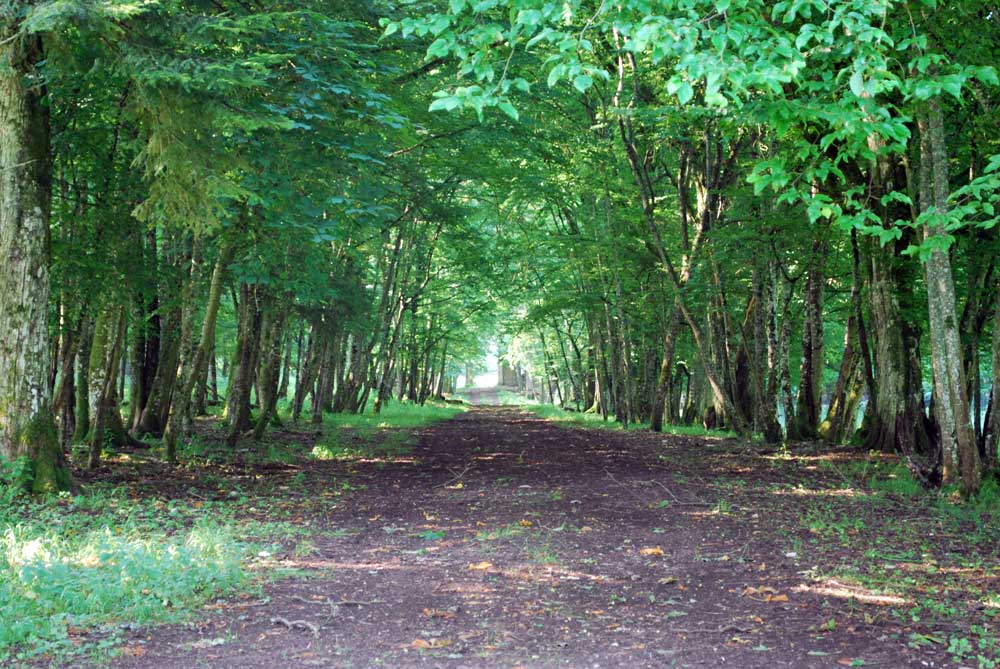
[983,287,1000,473]
[88,305,129,469]
[919,101,980,494]
[253,301,288,440]
[72,317,95,443]
[226,282,262,446]
[820,262,865,444]
[0,26,73,491]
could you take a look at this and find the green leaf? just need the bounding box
[498,101,520,121]
[573,74,593,93]
[849,70,865,97]
[547,64,565,88]
[428,96,461,112]
[676,81,693,105]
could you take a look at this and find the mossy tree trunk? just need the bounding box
[226,282,262,446]
[983,288,1000,474]
[0,21,73,492]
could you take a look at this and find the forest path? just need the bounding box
[112,407,947,669]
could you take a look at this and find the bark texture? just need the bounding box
[0,22,72,492]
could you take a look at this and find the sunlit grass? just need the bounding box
[311,400,465,463]
[0,474,249,663]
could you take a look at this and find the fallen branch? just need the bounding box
[436,464,472,488]
[270,616,319,637]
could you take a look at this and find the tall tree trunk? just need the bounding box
[863,239,935,470]
[789,234,825,440]
[919,101,980,494]
[820,261,865,444]
[0,25,73,491]
[650,306,681,432]
[72,317,95,443]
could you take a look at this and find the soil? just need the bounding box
[91,403,992,668]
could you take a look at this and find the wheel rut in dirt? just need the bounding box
[112,407,946,668]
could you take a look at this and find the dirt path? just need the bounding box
[112,407,963,668]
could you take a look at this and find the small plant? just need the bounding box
[0,457,31,506]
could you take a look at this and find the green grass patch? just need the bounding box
[521,403,735,438]
[311,400,464,462]
[0,488,250,664]
[321,399,465,432]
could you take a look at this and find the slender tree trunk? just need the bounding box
[651,305,681,432]
[164,240,234,460]
[89,306,129,469]
[73,318,95,443]
[820,262,864,444]
[253,302,288,440]
[919,102,980,493]
[226,283,262,446]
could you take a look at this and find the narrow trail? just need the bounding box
[114,407,944,668]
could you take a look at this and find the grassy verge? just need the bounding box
[0,470,250,666]
[311,400,466,461]
[789,456,1000,669]
[522,403,735,438]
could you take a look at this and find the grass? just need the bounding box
[311,400,465,462]
[0,478,250,665]
[521,402,735,438]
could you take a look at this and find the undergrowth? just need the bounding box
[0,477,249,665]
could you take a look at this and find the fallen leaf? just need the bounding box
[121,646,146,657]
[640,547,665,556]
[423,608,455,619]
[519,519,533,527]
[741,586,777,597]
[767,594,789,603]
[446,482,464,489]
[410,638,452,649]
[657,576,677,585]
[468,561,494,571]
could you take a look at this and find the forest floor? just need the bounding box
[67,404,998,669]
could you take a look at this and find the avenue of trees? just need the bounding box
[0,0,997,497]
